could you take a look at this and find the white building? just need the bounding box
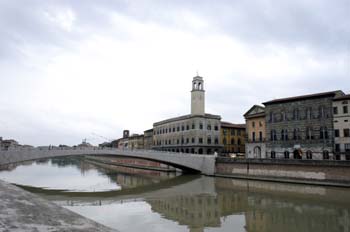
[333,94,350,160]
[152,76,222,155]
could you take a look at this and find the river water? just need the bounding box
[0,157,349,232]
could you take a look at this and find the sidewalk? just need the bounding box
[0,180,118,232]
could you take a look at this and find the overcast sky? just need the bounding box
[0,0,349,146]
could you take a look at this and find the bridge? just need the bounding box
[0,147,216,175]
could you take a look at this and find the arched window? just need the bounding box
[323,150,329,160]
[284,151,290,159]
[271,151,276,159]
[306,150,312,159]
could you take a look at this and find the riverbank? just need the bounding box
[215,158,350,187]
[0,180,118,232]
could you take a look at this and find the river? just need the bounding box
[0,157,349,232]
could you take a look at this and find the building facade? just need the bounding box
[244,105,266,158]
[333,94,350,160]
[263,91,344,160]
[220,122,246,156]
[143,129,154,150]
[128,134,144,149]
[152,76,222,155]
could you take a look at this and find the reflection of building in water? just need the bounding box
[147,177,350,232]
[245,196,350,232]
[147,192,248,232]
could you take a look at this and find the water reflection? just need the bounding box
[1,157,349,232]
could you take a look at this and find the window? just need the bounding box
[293,128,300,140]
[306,127,313,140]
[252,132,256,142]
[231,129,235,136]
[207,137,212,144]
[181,138,184,144]
[192,138,195,143]
[237,130,241,136]
[333,107,338,115]
[335,144,340,152]
[199,138,203,144]
[344,129,350,137]
[192,124,195,129]
[223,129,227,136]
[335,129,340,137]
[271,130,277,141]
[252,121,255,127]
[271,151,276,159]
[186,125,189,130]
[293,108,299,120]
[177,126,180,132]
[320,127,328,139]
[173,127,175,132]
[344,106,348,114]
[181,125,185,131]
[306,108,312,119]
[306,150,312,160]
[259,132,263,141]
[259,121,263,127]
[345,144,350,152]
[207,124,212,130]
[269,112,274,123]
[284,151,290,159]
[214,138,219,144]
[186,138,189,144]
[231,138,235,144]
[281,129,288,141]
[323,150,329,160]
[199,123,203,130]
[214,125,219,131]
[319,106,325,118]
[237,138,241,145]
[223,138,227,145]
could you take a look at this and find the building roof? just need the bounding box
[153,113,221,126]
[221,121,246,129]
[333,94,350,101]
[243,105,265,118]
[263,90,345,105]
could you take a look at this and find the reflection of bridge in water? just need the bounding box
[0,148,215,174]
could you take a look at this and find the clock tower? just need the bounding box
[191,76,205,115]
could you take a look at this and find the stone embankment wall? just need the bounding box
[215,158,350,187]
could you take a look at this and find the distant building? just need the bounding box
[333,94,350,160]
[117,130,130,148]
[244,105,266,158]
[263,90,344,160]
[143,129,154,150]
[1,139,19,150]
[128,134,144,149]
[220,122,246,156]
[152,76,222,154]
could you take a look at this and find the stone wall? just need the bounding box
[215,158,350,186]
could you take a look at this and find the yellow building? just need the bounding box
[220,122,246,156]
[244,105,266,158]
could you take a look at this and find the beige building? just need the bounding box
[244,105,266,158]
[143,129,153,150]
[128,134,144,150]
[333,94,350,160]
[153,76,222,155]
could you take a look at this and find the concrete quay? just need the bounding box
[0,180,118,232]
